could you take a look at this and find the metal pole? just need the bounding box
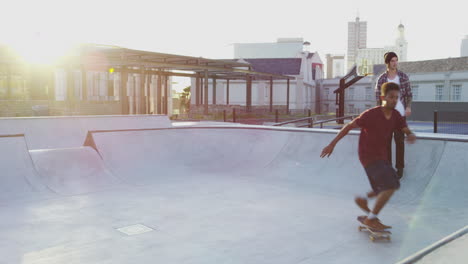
[434,110,438,133]
[308,109,312,128]
[286,78,290,114]
[233,108,236,123]
[275,109,279,123]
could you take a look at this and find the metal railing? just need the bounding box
[273,115,357,128]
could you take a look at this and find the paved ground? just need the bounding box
[1,116,467,264]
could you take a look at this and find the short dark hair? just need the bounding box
[384,52,398,64]
[381,82,400,96]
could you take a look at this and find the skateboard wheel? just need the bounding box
[370,236,375,242]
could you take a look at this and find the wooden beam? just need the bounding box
[82,56,291,79]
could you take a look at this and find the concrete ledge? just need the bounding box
[396,225,468,264]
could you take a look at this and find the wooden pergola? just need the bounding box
[69,45,294,114]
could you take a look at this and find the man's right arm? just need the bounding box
[320,120,360,158]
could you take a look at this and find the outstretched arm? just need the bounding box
[320,120,360,158]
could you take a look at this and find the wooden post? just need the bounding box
[269,76,273,112]
[226,79,230,105]
[81,65,87,101]
[157,71,162,114]
[146,73,151,114]
[120,66,129,115]
[132,73,137,114]
[67,66,75,113]
[212,77,217,105]
[165,75,169,115]
[140,67,146,114]
[246,75,252,112]
[6,64,11,99]
[204,70,208,115]
[195,75,200,106]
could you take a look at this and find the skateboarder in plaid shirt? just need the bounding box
[376,52,413,179]
[320,82,416,230]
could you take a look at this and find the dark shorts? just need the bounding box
[364,160,400,194]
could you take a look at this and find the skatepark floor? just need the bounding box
[1,116,467,264]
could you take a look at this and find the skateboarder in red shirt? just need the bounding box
[320,82,416,230]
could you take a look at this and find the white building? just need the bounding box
[321,57,468,118]
[347,17,367,70]
[234,38,305,59]
[461,35,468,57]
[326,54,345,78]
[355,24,408,73]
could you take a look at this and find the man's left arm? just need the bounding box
[402,73,413,116]
[401,127,416,144]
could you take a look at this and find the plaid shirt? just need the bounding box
[375,70,412,108]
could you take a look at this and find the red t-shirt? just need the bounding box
[354,106,407,167]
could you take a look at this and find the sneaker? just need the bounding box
[355,197,370,213]
[363,217,392,230]
[397,168,404,179]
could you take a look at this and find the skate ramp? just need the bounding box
[0,115,170,149]
[29,147,120,195]
[91,128,289,185]
[85,126,468,263]
[1,123,467,264]
[0,135,51,203]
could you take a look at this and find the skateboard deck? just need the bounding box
[357,215,391,242]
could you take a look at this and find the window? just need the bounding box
[324,104,329,113]
[347,87,355,100]
[435,85,444,101]
[365,87,373,100]
[323,88,329,100]
[412,85,419,101]
[348,104,355,114]
[452,84,461,101]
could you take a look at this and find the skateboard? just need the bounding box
[357,215,391,242]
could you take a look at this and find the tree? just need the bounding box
[179,86,191,113]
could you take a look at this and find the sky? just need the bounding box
[1,0,467,90]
